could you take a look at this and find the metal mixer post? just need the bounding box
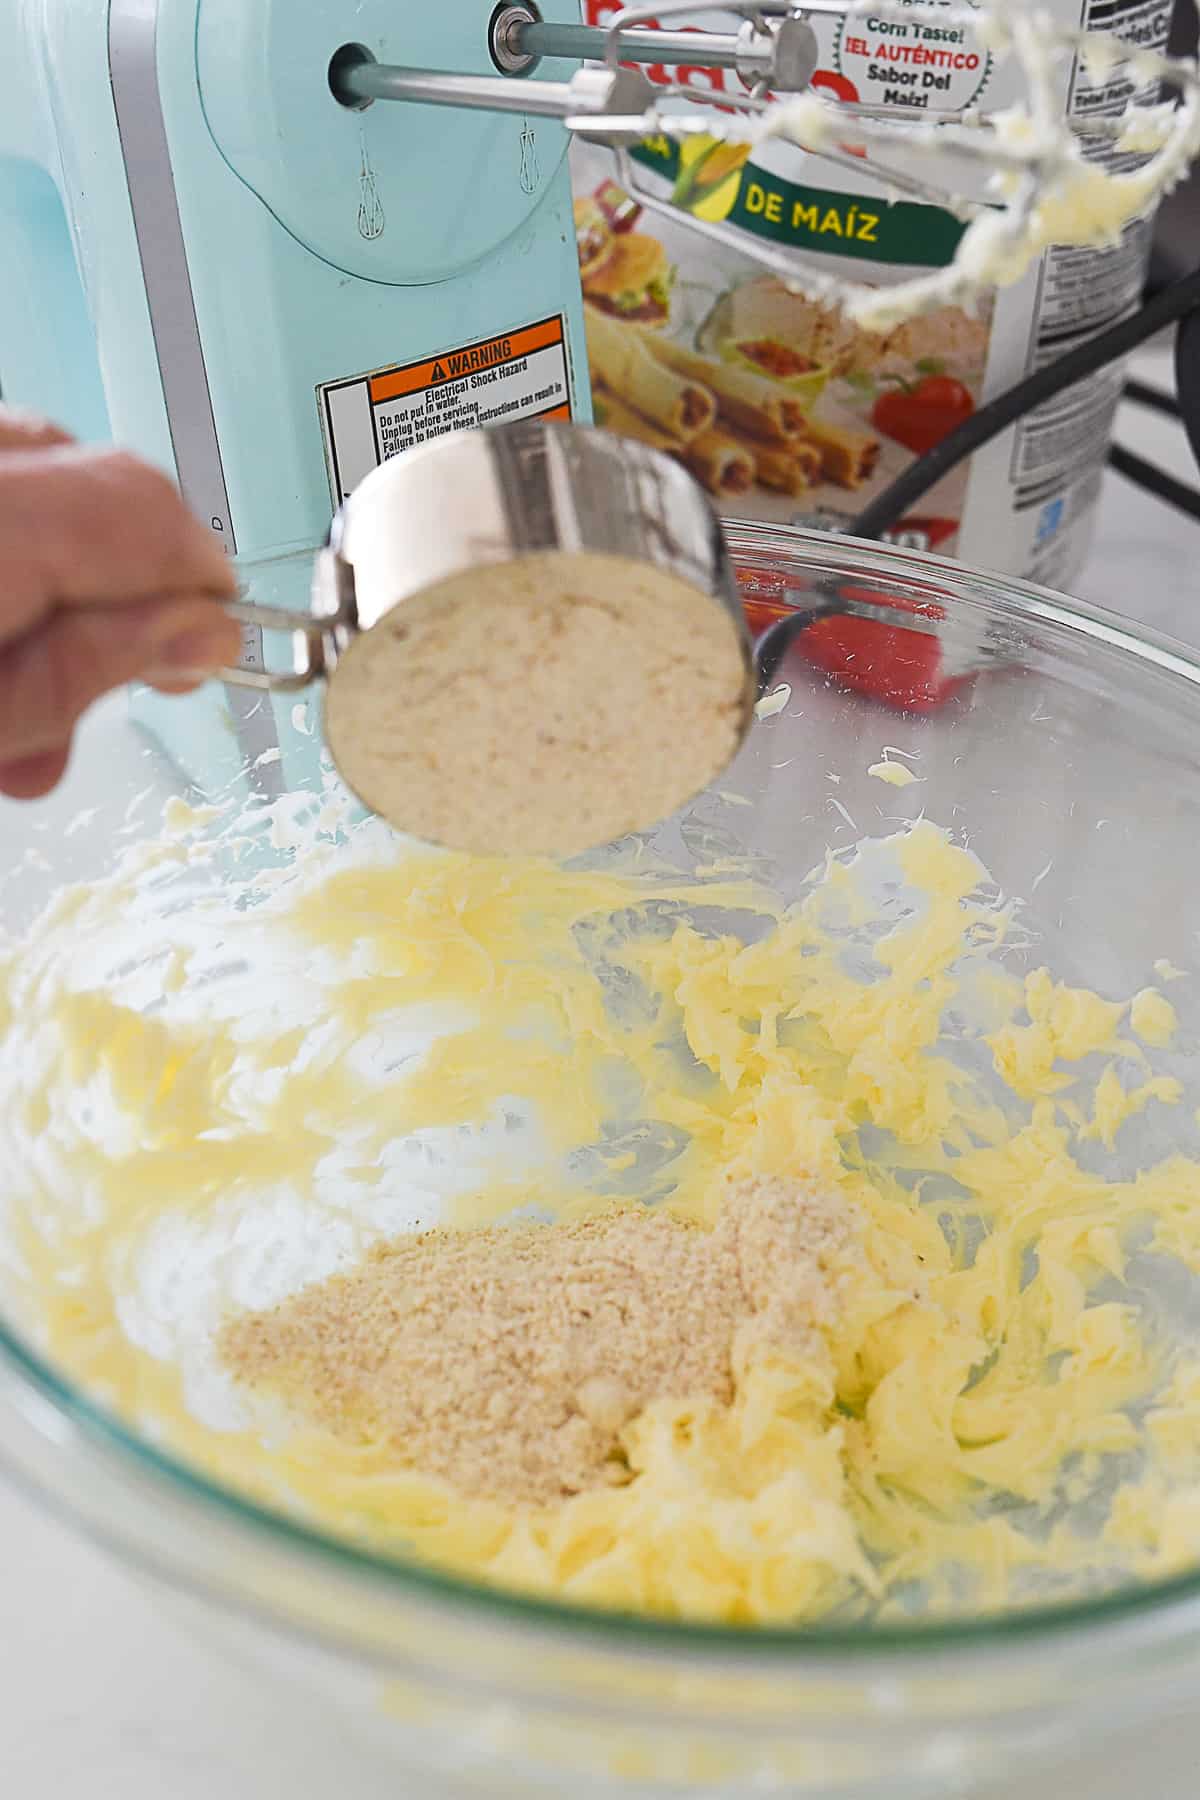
[326,0,883,119]
[329,5,820,127]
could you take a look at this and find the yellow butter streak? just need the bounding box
[3,817,1200,1626]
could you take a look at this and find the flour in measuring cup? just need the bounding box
[323,551,750,859]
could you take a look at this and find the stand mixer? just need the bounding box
[13,18,1200,1788]
[0,0,594,797]
[2,0,1198,811]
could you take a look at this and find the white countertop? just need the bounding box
[3,346,1199,1799]
[1068,345,1199,647]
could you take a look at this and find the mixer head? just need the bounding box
[330,0,1200,327]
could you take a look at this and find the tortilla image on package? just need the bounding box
[571,158,1003,547]
[700,277,991,385]
[681,429,756,497]
[591,388,682,454]
[646,334,809,444]
[752,440,823,495]
[575,197,616,283]
[581,299,881,506]
[584,306,714,441]
[582,232,675,330]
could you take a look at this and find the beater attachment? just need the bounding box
[331,0,1200,326]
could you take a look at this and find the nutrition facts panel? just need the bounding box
[318,315,572,504]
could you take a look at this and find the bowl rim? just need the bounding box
[7,518,1200,1666]
[724,521,1200,693]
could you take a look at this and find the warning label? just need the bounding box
[318,316,572,502]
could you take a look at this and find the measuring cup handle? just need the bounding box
[218,599,341,694]
[752,591,844,690]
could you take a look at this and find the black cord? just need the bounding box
[1124,376,1181,419]
[1108,442,1200,521]
[1123,376,1181,419]
[1110,379,1200,515]
[754,596,844,690]
[1174,302,1200,472]
[850,265,1200,541]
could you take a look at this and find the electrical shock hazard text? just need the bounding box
[318,317,572,502]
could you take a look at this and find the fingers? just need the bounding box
[0,746,72,801]
[0,431,245,804]
[0,445,237,644]
[0,594,244,774]
[0,409,75,454]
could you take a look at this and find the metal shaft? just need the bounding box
[337,59,578,117]
[514,21,744,70]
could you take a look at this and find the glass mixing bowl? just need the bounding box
[3,522,1200,1799]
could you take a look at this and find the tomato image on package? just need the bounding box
[318,317,572,501]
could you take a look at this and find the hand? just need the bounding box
[0,410,242,799]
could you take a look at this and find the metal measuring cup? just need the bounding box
[220,420,761,853]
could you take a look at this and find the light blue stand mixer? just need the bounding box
[0,0,819,806]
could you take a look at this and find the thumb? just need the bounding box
[0,410,75,454]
